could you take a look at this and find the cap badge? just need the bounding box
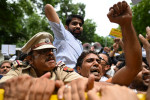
[45,38,50,43]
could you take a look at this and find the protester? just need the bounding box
[0,32,111,100]
[0,1,143,100]
[76,51,102,81]
[99,53,113,81]
[75,1,142,87]
[129,58,150,93]
[45,4,84,69]
[0,60,12,76]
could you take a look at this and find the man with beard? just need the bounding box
[0,32,82,83]
[129,58,150,93]
[75,1,142,86]
[45,4,84,69]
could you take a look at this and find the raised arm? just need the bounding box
[45,4,60,24]
[107,1,142,86]
[139,26,150,66]
[109,38,120,57]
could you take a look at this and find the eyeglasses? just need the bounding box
[1,66,11,69]
[99,56,109,66]
[36,48,57,55]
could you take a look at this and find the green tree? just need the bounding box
[132,0,150,37]
[0,0,31,45]
[79,19,97,43]
[0,0,103,48]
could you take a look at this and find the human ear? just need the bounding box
[105,65,110,70]
[76,66,81,74]
[26,55,33,65]
[65,25,68,30]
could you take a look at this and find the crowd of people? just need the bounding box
[0,1,150,100]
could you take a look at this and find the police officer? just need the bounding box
[0,32,82,83]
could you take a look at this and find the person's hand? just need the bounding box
[139,26,150,65]
[87,84,138,100]
[3,72,56,100]
[27,77,55,100]
[146,26,150,40]
[139,26,150,50]
[113,43,119,52]
[57,74,95,100]
[4,75,34,100]
[114,38,120,44]
[107,1,132,26]
[103,47,111,53]
[118,39,124,51]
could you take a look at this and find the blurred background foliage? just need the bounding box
[0,0,149,49]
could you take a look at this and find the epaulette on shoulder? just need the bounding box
[12,60,26,68]
[63,66,74,72]
[56,61,65,67]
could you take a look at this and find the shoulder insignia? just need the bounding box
[12,60,26,68]
[63,66,74,72]
[56,61,65,67]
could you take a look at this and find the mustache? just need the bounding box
[73,28,80,32]
[90,65,100,72]
[45,55,55,62]
[142,73,150,80]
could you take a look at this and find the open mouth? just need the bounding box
[45,56,55,62]
[90,66,100,76]
[143,74,150,83]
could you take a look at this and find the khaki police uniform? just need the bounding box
[0,32,83,83]
[0,60,82,83]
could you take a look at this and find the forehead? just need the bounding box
[99,54,108,60]
[1,62,11,66]
[70,18,82,23]
[84,53,99,60]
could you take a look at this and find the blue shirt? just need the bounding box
[49,21,83,69]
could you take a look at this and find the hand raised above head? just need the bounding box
[146,26,150,40]
[107,1,132,26]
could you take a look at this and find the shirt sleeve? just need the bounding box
[0,69,19,83]
[49,21,69,40]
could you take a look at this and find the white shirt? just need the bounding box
[49,21,83,69]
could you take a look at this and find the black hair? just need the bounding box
[75,50,99,69]
[116,53,125,61]
[99,53,112,66]
[118,61,126,69]
[17,53,28,61]
[142,57,149,67]
[65,15,84,26]
[0,60,12,67]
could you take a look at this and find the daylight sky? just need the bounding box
[73,0,132,37]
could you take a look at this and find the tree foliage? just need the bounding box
[0,0,114,48]
[132,0,150,37]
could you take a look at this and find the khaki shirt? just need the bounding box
[0,60,82,83]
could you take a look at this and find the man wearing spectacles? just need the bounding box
[0,32,82,83]
[98,53,113,81]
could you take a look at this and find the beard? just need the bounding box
[68,28,82,39]
[130,77,148,91]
